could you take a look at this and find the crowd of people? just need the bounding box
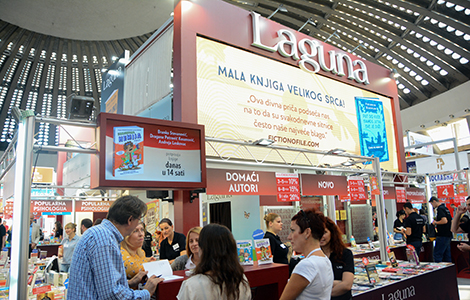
[58,195,356,300]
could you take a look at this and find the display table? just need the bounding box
[353,264,459,300]
[36,244,61,257]
[155,263,289,300]
[451,240,470,278]
[352,241,433,262]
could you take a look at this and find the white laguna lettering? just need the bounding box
[382,285,415,300]
[250,11,369,85]
[318,181,335,189]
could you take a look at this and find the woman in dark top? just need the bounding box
[54,221,63,240]
[263,213,289,264]
[141,222,153,257]
[320,217,354,300]
[158,218,186,263]
[393,210,406,240]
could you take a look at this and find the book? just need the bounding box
[365,265,379,284]
[113,126,144,176]
[254,238,273,265]
[236,240,254,265]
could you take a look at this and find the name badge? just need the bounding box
[173,244,180,251]
[280,244,286,249]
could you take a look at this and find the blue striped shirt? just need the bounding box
[67,219,150,300]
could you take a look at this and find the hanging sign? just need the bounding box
[31,200,73,213]
[437,184,454,199]
[395,187,406,203]
[300,174,348,196]
[276,173,300,202]
[405,187,426,203]
[348,177,367,200]
[92,113,206,189]
[370,176,380,195]
[206,169,277,195]
[383,187,396,199]
[75,200,114,212]
[457,184,467,196]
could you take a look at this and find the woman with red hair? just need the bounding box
[320,217,354,300]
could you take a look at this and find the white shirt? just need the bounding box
[177,274,251,300]
[292,255,333,300]
[184,255,196,270]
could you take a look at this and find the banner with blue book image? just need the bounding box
[355,97,389,162]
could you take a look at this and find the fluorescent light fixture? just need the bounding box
[253,138,275,146]
[298,17,316,31]
[391,68,400,78]
[268,4,288,19]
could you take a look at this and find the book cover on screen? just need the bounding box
[113,126,144,176]
[236,240,253,265]
[254,238,273,265]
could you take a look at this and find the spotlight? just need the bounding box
[327,148,345,155]
[390,68,400,78]
[324,30,340,43]
[253,138,275,146]
[268,4,288,19]
[298,17,316,31]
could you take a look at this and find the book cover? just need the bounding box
[113,126,144,176]
[365,265,379,284]
[254,238,273,264]
[236,240,253,265]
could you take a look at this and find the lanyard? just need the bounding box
[306,248,322,258]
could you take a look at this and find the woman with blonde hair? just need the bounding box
[171,227,202,271]
[121,221,156,288]
[264,213,289,264]
[58,222,80,273]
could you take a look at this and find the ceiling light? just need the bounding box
[391,68,400,78]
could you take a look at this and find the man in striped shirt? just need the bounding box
[68,195,163,300]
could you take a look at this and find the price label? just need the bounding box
[276,173,300,202]
[362,257,369,265]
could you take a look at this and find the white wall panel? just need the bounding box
[124,24,173,116]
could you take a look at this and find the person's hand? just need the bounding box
[128,270,148,288]
[31,243,37,249]
[143,275,164,295]
[457,205,467,214]
[149,256,157,262]
[457,243,470,253]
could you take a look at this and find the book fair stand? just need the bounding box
[0,0,465,299]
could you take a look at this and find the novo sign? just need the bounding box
[250,12,369,85]
[301,174,348,196]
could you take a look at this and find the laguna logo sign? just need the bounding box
[250,12,370,85]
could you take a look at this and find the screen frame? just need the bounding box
[91,112,206,189]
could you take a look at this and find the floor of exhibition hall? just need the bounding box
[459,278,470,300]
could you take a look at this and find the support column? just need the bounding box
[9,110,35,300]
[373,157,388,262]
[173,190,200,234]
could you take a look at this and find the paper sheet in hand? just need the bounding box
[142,259,183,281]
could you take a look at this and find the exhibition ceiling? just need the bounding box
[0,0,468,151]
